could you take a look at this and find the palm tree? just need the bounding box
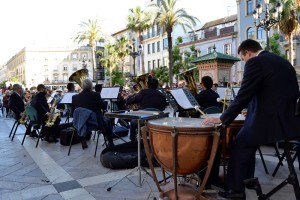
[115,36,129,74]
[127,6,152,74]
[272,0,299,65]
[74,19,104,80]
[100,43,119,86]
[148,0,198,85]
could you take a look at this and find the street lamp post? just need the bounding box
[126,39,142,78]
[252,0,282,51]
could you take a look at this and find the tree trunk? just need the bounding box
[91,45,96,80]
[167,31,173,86]
[109,62,112,86]
[139,33,145,74]
[288,34,294,66]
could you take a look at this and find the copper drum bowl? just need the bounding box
[147,117,215,175]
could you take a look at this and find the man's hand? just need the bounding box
[202,117,221,125]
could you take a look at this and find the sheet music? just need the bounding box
[170,89,194,109]
[101,87,120,99]
[60,93,77,104]
[216,87,227,99]
[47,93,56,103]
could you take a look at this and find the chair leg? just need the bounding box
[94,131,101,157]
[21,124,30,145]
[11,123,20,141]
[35,129,41,148]
[68,129,75,156]
[272,151,286,177]
[9,121,18,138]
[258,147,269,174]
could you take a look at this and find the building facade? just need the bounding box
[2,46,94,89]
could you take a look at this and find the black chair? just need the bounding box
[9,116,28,141]
[68,108,106,157]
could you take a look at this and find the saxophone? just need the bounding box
[45,97,60,127]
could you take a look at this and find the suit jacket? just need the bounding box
[126,89,167,111]
[72,89,106,126]
[9,92,25,120]
[31,92,50,125]
[196,89,220,110]
[221,51,300,145]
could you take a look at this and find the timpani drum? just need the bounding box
[142,117,220,200]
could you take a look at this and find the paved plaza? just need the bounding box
[0,111,299,200]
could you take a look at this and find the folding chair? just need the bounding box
[21,106,41,148]
[9,117,28,141]
[68,107,106,157]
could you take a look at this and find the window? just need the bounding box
[63,75,68,82]
[72,53,78,60]
[81,53,88,60]
[247,0,254,15]
[207,46,213,54]
[147,44,151,54]
[257,27,266,40]
[72,64,77,71]
[152,43,155,53]
[157,23,161,35]
[152,26,155,37]
[163,57,169,66]
[224,44,231,55]
[247,27,255,39]
[147,29,150,38]
[153,60,156,69]
[63,65,68,71]
[163,38,168,49]
[157,41,160,52]
[148,61,151,72]
[157,59,160,67]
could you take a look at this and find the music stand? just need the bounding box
[170,89,199,110]
[101,87,120,112]
[59,93,77,123]
[104,110,166,190]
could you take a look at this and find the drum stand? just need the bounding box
[107,119,152,191]
[244,140,300,200]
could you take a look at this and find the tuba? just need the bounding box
[127,73,149,109]
[69,69,89,87]
[178,67,199,96]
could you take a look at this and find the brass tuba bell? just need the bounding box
[131,73,149,92]
[69,69,89,87]
[178,67,199,96]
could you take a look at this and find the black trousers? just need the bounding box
[226,131,259,192]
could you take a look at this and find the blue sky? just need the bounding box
[0,0,236,64]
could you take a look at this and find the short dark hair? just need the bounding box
[148,77,159,89]
[37,84,46,91]
[201,76,213,89]
[95,84,103,93]
[67,83,75,91]
[238,39,262,55]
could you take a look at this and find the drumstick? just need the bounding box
[194,106,207,118]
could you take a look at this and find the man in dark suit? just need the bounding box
[9,84,25,121]
[203,39,300,199]
[126,77,167,141]
[72,79,114,148]
[196,76,220,110]
[31,84,60,143]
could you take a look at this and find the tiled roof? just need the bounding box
[199,14,237,30]
[191,49,240,64]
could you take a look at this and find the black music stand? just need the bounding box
[244,139,300,200]
[59,93,77,124]
[169,88,199,117]
[104,110,166,190]
[101,87,120,112]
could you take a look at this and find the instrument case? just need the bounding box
[60,128,80,146]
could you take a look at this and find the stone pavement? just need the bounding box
[0,112,299,200]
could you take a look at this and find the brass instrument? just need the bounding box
[128,73,149,109]
[19,112,28,124]
[178,67,199,96]
[45,96,60,127]
[69,69,89,87]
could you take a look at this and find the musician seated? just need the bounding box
[72,78,114,148]
[31,84,60,143]
[196,76,221,110]
[126,77,167,142]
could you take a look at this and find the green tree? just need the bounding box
[105,69,124,86]
[127,6,152,74]
[272,0,299,65]
[115,36,129,75]
[74,19,105,80]
[156,66,169,85]
[100,43,119,86]
[148,0,198,85]
[269,33,287,58]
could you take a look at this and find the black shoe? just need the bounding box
[30,130,38,138]
[219,189,245,200]
[82,141,88,149]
